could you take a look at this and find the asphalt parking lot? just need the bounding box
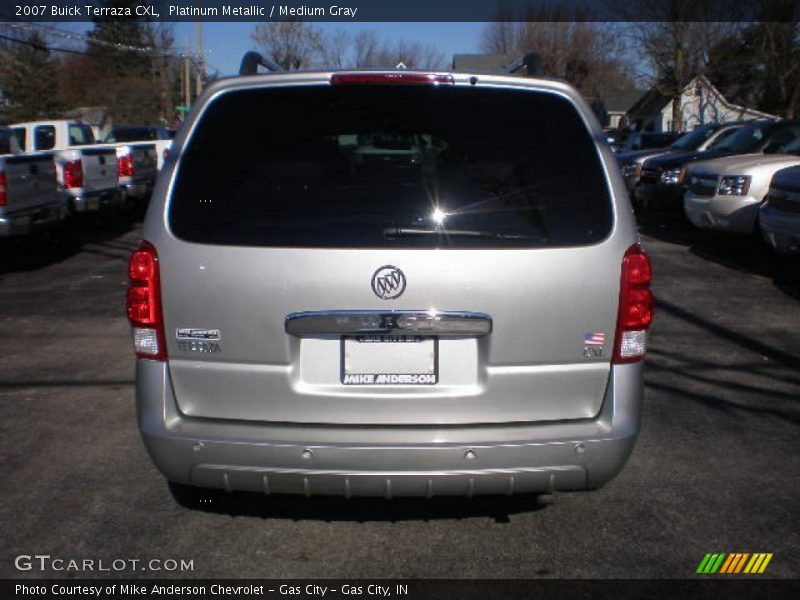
[1,215,798,579]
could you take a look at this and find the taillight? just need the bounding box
[330,73,455,86]
[162,147,170,162]
[0,171,6,207]
[613,244,653,364]
[64,160,83,189]
[126,241,166,360]
[117,154,134,177]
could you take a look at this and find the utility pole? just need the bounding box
[195,2,204,96]
[184,36,191,109]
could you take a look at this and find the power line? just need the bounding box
[0,32,90,55]
[1,22,184,57]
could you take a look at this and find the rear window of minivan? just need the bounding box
[169,84,613,248]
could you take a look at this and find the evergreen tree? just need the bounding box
[0,32,64,123]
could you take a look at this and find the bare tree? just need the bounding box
[481,20,636,96]
[317,29,446,70]
[375,40,446,69]
[626,20,736,129]
[751,0,800,118]
[351,30,382,67]
[319,29,352,69]
[251,21,322,70]
[600,0,740,130]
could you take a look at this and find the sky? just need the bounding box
[171,22,487,75]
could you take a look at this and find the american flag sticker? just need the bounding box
[584,332,606,346]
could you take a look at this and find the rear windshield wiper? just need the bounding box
[382,226,548,242]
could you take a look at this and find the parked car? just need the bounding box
[635,120,800,213]
[618,131,681,154]
[9,120,120,214]
[128,61,653,500]
[617,122,745,193]
[684,138,800,234]
[759,165,800,253]
[0,128,62,237]
[605,128,629,153]
[104,126,175,170]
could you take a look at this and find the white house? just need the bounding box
[628,75,776,132]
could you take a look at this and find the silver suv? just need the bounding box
[127,64,653,499]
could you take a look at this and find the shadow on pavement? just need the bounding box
[168,482,549,523]
[639,217,800,300]
[646,297,800,425]
[0,209,143,277]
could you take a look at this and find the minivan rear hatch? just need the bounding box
[159,75,621,426]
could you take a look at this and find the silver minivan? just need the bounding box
[127,65,653,499]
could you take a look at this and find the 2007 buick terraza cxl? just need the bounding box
[127,61,653,500]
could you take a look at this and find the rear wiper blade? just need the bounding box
[382,226,547,242]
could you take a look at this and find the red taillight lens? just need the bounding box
[117,154,134,177]
[162,147,170,162]
[330,73,455,86]
[0,171,6,207]
[126,241,166,360]
[613,244,653,364]
[64,160,83,189]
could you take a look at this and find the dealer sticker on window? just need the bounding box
[341,335,439,385]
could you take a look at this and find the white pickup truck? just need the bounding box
[100,127,161,204]
[104,126,174,170]
[0,128,62,237]
[10,120,120,214]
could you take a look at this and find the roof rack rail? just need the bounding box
[505,53,542,77]
[239,51,284,76]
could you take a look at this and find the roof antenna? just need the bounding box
[239,51,284,76]
[505,53,543,77]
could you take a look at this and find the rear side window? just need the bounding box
[764,126,800,154]
[11,128,26,152]
[716,122,775,154]
[107,127,157,142]
[640,133,678,149]
[0,130,11,154]
[34,126,55,151]
[68,124,95,146]
[170,85,613,248]
[707,127,739,149]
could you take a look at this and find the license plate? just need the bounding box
[341,335,438,385]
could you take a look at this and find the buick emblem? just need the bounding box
[371,265,406,300]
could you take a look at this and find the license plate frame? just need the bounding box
[340,335,439,385]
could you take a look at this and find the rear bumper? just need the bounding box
[136,360,643,497]
[684,192,760,233]
[759,206,800,253]
[120,179,154,201]
[0,202,65,237]
[68,188,121,213]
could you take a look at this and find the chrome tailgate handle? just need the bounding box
[285,311,492,337]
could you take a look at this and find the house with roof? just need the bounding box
[627,75,776,133]
[599,89,646,129]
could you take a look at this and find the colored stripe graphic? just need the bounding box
[697,553,726,574]
[720,553,750,573]
[744,553,773,574]
[698,552,773,574]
